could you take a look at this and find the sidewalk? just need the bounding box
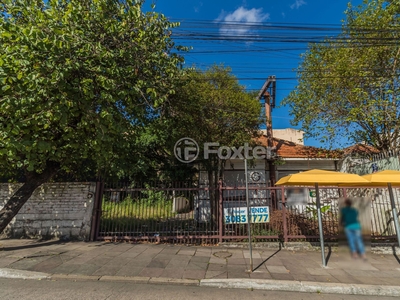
[1,239,400,296]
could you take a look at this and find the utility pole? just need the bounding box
[257,76,277,206]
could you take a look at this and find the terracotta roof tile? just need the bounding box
[255,135,342,159]
[342,144,379,156]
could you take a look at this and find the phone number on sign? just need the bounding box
[225,214,269,224]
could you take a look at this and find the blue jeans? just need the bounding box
[344,228,365,255]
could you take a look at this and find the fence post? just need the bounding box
[90,181,104,241]
[281,186,288,243]
[218,180,223,244]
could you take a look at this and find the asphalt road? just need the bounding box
[0,278,396,300]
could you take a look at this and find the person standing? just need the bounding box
[340,198,367,260]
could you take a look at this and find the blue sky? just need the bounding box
[144,0,364,148]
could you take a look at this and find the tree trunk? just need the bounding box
[0,162,59,234]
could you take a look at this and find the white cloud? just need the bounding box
[290,0,306,9]
[194,2,203,13]
[216,7,270,36]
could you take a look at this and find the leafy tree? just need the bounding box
[0,0,184,233]
[163,65,263,222]
[282,0,400,151]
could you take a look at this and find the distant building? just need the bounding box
[260,128,304,145]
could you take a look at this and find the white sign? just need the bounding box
[224,206,270,224]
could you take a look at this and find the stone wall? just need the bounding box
[0,182,96,240]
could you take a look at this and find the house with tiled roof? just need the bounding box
[215,131,342,187]
[195,130,344,221]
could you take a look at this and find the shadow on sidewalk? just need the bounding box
[326,245,332,266]
[0,239,66,251]
[392,245,400,264]
[252,242,282,272]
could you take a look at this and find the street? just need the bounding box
[0,278,396,300]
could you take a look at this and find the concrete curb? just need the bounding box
[2,267,399,297]
[50,274,199,286]
[200,279,400,297]
[0,268,50,280]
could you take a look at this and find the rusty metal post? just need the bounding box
[315,183,326,267]
[281,186,288,243]
[388,183,400,247]
[218,180,223,244]
[90,181,104,241]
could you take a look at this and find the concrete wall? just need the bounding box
[0,182,96,240]
[260,128,304,145]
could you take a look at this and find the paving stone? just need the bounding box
[182,269,206,280]
[29,256,63,273]
[127,259,152,268]
[50,263,81,274]
[154,254,174,260]
[120,252,141,258]
[139,267,164,278]
[165,262,189,270]
[227,265,248,272]
[270,273,294,280]
[92,264,122,276]
[243,252,261,259]
[306,267,330,276]
[227,258,247,265]
[160,268,185,279]
[249,271,272,279]
[0,257,22,268]
[352,276,389,285]
[105,257,134,267]
[344,269,382,277]
[193,251,212,257]
[115,266,144,277]
[205,270,226,279]
[85,257,110,266]
[2,239,399,287]
[331,275,362,284]
[185,262,208,270]
[266,265,289,274]
[262,259,284,266]
[369,264,396,271]
[378,277,400,285]
[308,275,340,283]
[208,256,226,264]
[8,256,49,270]
[147,259,170,268]
[69,264,102,276]
[229,271,251,279]
[326,268,348,276]
[190,256,210,263]
[207,263,227,272]
[177,251,196,256]
[291,274,321,282]
[381,270,400,277]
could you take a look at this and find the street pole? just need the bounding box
[315,183,326,267]
[245,159,253,272]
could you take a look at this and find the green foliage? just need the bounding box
[140,184,169,206]
[165,65,263,172]
[282,0,400,151]
[305,202,331,218]
[0,0,184,179]
[102,192,173,220]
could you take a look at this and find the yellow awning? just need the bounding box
[275,169,370,186]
